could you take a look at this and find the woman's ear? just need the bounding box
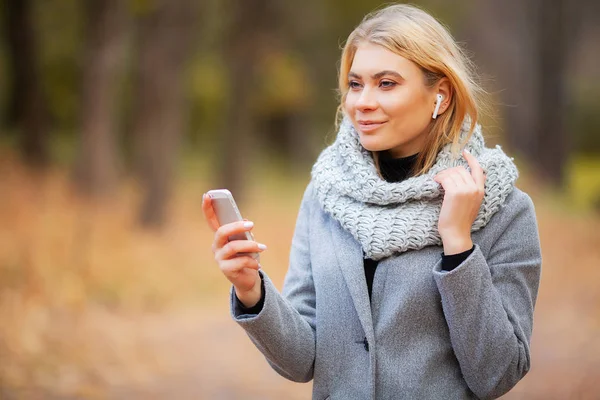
[435,78,452,116]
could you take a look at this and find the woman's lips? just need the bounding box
[357,121,387,132]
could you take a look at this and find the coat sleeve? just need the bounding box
[230,182,317,383]
[432,189,542,399]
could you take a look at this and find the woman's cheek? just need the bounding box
[379,91,406,112]
[344,94,357,113]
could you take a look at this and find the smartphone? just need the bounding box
[206,189,259,260]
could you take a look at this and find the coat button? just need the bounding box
[355,337,370,352]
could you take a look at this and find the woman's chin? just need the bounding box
[359,138,388,153]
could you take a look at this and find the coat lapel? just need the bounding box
[329,219,374,342]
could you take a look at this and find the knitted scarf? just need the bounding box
[311,117,518,260]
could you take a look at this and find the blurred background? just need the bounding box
[0,0,599,398]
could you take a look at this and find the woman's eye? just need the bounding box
[349,81,362,89]
[380,80,396,88]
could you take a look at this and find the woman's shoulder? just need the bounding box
[301,180,316,203]
[296,180,319,215]
[484,185,539,240]
[502,186,536,216]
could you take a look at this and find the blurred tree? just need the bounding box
[467,0,581,188]
[217,0,275,201]
[567,0,600,155]
[73,0,128,197]
[535,0,571,187]
[271,0,338,169]
[131,0,197,228]
[4,0,49,167]
[465,0,538,164]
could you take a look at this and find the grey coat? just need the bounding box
[231,182,542,400]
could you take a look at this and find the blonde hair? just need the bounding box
[337,4,487,176]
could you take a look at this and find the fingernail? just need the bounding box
[258,243,267,250]
[243,221,254,229]
[258,263,262,269]
[464,148,471,154]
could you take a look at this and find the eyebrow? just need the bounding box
[348,70,404,81]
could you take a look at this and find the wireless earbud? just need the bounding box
[432,94,443,119]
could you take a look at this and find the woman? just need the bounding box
[203,4,541,399]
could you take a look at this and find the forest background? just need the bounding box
[1,0,599,398]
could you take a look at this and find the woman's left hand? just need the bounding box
[433,149,486,255]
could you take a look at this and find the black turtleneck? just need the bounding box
[378,151,420,182]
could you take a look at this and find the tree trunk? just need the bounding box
[277,0,336,170]
[467,0,573,188]
[217,0,274,201]
[4,0,49,168]
[535,0,576,187]
[466,0,539,155]
[131,0,197,228]
[73,0,127,198]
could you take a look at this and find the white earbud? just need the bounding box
[432,94,443,119]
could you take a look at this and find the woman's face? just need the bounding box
[344,42,438,158]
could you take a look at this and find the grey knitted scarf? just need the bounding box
[311,117,518,260]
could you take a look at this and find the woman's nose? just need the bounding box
[355,87,378,111]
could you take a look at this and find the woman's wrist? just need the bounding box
[441,233,473,255]
[235,275,263,308]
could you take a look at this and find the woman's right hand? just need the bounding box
[202,193,267,307]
